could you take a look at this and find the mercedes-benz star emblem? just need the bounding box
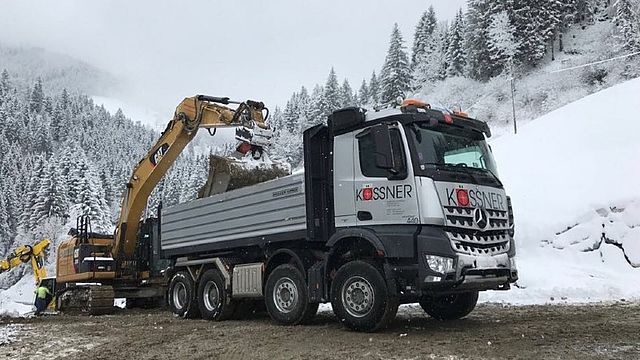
[473,207,488,229]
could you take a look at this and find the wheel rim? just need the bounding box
[173,282,187,310]
[341,276,374,318]
[203,280,220,312]
[273,277,298,314]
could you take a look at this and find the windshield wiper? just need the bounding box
[475,167,503,187]
[422,163,502,186]
[422,163,479,183]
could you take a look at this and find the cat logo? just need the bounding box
[150,143,170,167]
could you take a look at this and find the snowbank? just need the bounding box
[0,275,36,317]
[483,77,640,304]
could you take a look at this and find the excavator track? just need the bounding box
[58,285,115,315]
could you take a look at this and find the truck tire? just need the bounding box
[197,269,235,321]
[265,264,318,325]
[331,260,399,332]
[419,291,479,320]
[168,271,200,318]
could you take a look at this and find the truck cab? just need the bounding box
[327,104,516,293]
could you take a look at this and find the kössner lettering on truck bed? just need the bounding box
[161,100,518,332]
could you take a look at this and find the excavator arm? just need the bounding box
[113,95,272,262]
[0,238,51,285]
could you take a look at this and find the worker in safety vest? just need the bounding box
[34,284,51,315]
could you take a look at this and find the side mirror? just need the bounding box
[372,123,395,170]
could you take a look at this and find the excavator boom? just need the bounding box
[53,95,282,314]
[113,95,272,262]
[0,238,50,285]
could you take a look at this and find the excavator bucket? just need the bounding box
[198,155,291,198]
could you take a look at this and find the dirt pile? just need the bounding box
[198,155,290,198]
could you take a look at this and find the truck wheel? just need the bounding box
[419,291,479,320]
[265,264,318,325]
[331,260,399,332]
[197,269,235,321]
[168,271,200,318]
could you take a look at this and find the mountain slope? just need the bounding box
[0,44,117,95]
[482,77,640,304]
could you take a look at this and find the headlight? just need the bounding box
[425,255,454,274]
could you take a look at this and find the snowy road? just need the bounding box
[1,303,639,359]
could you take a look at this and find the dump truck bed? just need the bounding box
[160,173,306,258]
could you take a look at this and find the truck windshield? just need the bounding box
[405,122,498,176]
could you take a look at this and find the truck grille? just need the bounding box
[443,206,510,231]
[446,230,510,256]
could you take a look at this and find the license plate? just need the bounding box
[475,256,498,269]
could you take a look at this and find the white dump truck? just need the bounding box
[160,100,518,331]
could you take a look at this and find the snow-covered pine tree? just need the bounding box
[614,0,640,51]
[0,192,11,256]
[30,159,69,227]
[64,143,89,202]
[50,104,65,142]
[0,140,20,238]
[412,6,438,68]
[309,84,325,125]
[21,156,46,231]
[29,77,44,113]
[369,71,380,105]
[466,0,502,80]
[512,0,548,66]
[380,23,411,103]
[412,23,448,89]
[574,0,597,23]
[0,70,9,96]
[295,86,312,133]
[487,11,520,73]
[340,79,355,107]
[283,92,299,133]
[447,9,467,77]
[267,106,284,135]
[74,161,111,232]
[357,79,370,106]
[319,68,341,116]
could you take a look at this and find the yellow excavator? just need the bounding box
[1,238,56,311]
[54,95,277,314]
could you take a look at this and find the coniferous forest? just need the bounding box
[268,0,640,167]
[0,72,208,287]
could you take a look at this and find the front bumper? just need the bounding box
[418,227,518,292]
[384,226,518,296]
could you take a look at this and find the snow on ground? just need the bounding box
[482,77,640,304]
[0,324,23,345]
[0,275,36,317]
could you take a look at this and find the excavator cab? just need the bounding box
[38,277,57,312]
[57,215,115,283]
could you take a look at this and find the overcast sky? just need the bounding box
[0,0,466,120]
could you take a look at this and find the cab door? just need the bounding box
[354,124,418,226]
